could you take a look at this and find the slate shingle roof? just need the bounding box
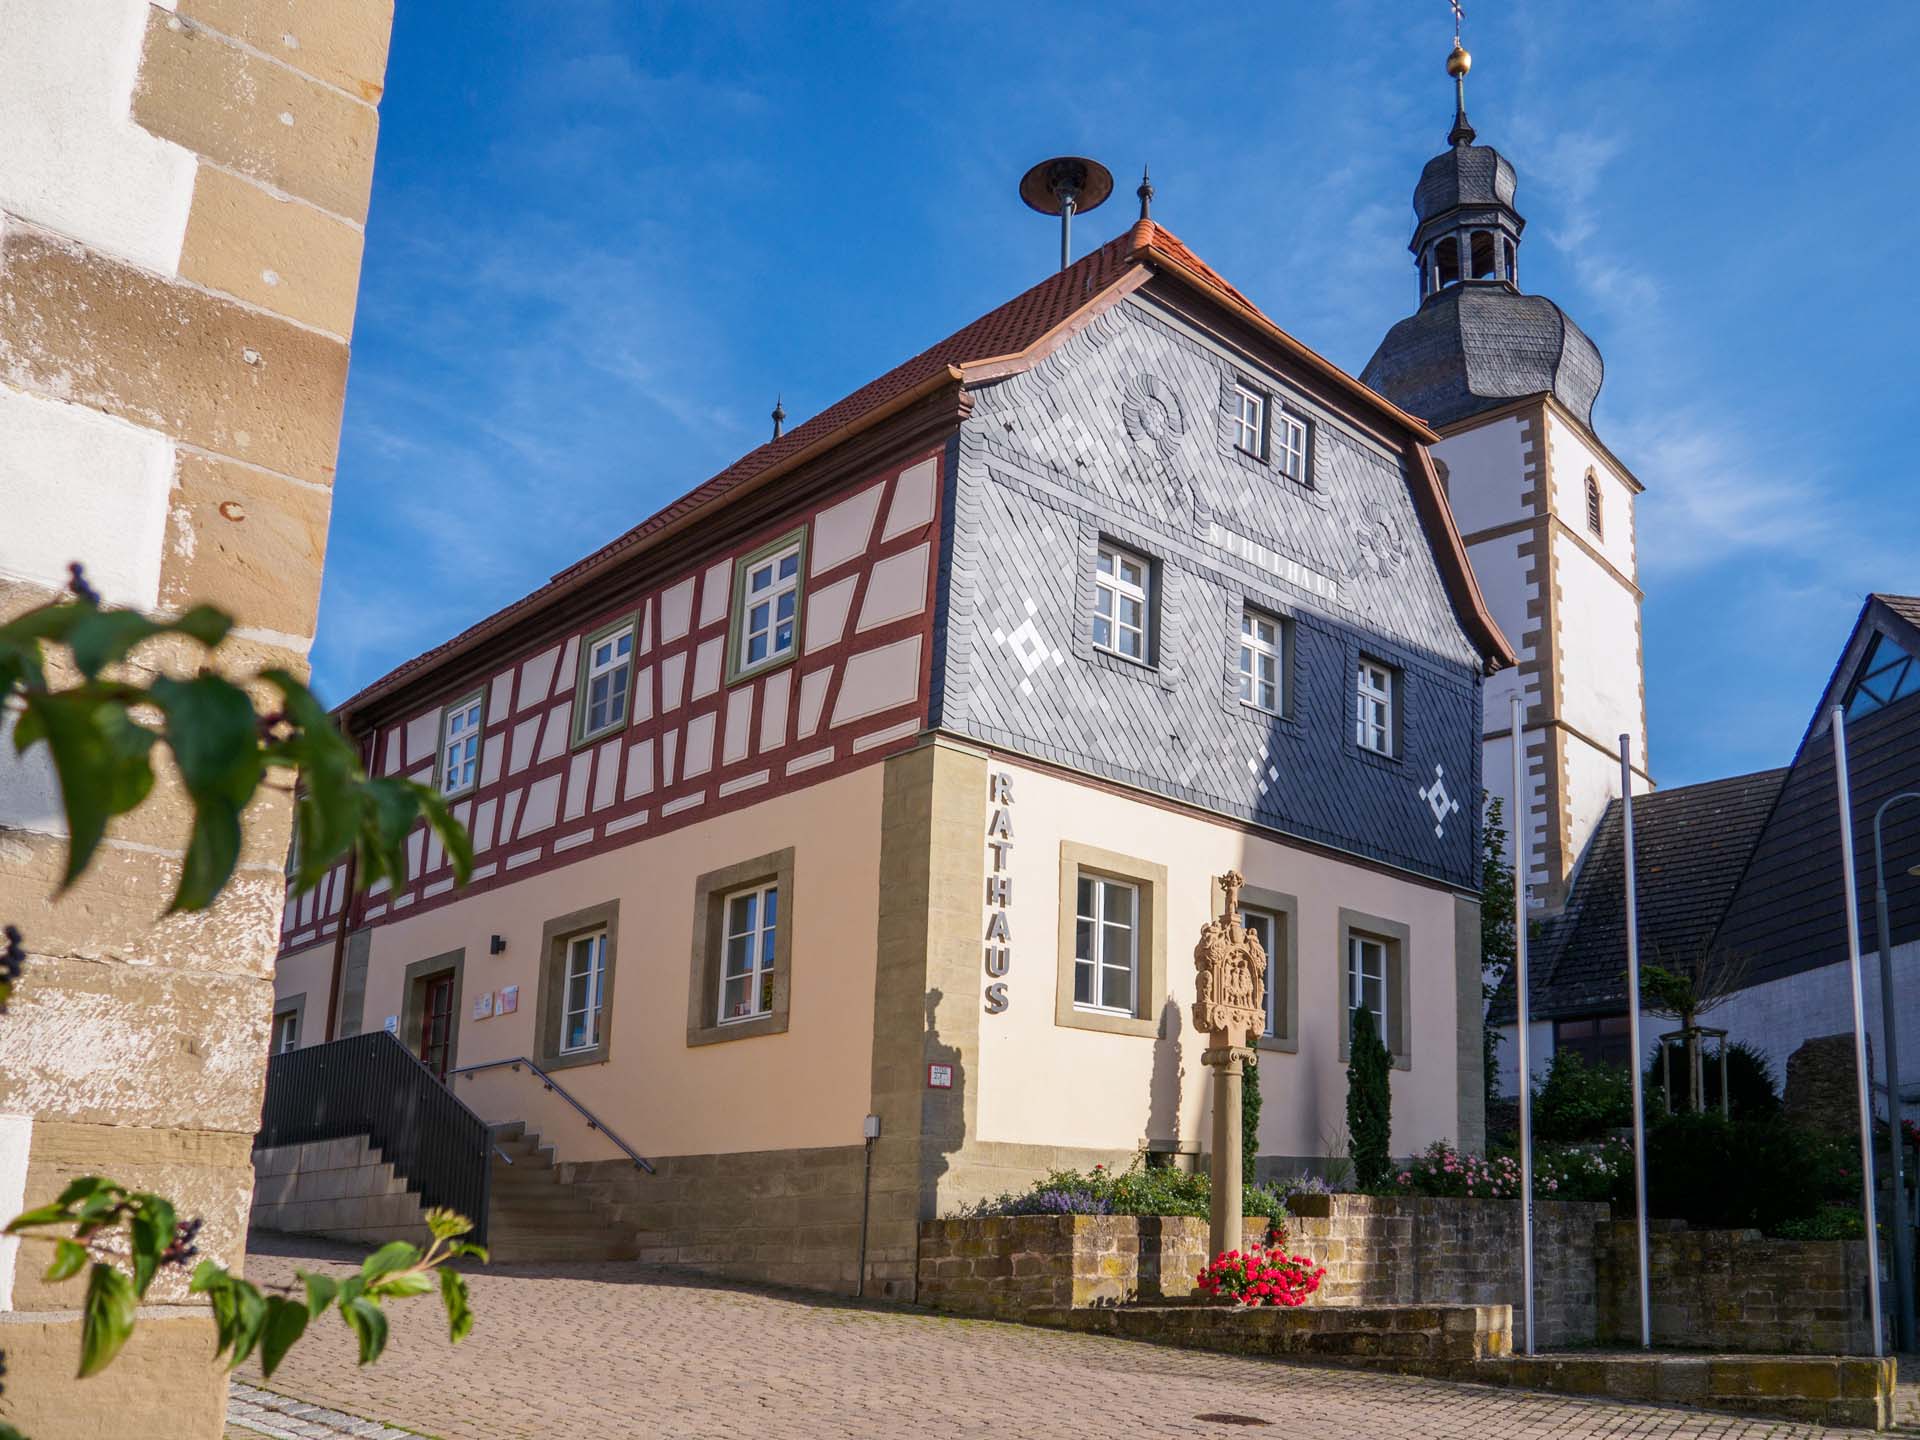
[1488,768,1788,1026]
[1415,142,1519,226]
[1361,283,1604,431]
[339,220,1509,721]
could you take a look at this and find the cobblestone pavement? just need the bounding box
[238,1236,1870,1439]
[228,1381,422,1438]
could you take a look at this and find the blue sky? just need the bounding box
[317,0,1920,787]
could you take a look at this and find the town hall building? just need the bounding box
[253,61,1609,1299]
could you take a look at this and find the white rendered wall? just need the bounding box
[1548,419,1640,585]
[1549,531,1646,759]
[1434,414,1534,535]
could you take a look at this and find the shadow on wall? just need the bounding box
[1147,991,1185,1155]
[920,986,962,1220]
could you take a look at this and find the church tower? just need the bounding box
[1362,37,1650,910]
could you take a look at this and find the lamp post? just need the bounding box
[1871,790,1920,1352]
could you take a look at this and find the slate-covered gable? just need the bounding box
[938,287,1488,890]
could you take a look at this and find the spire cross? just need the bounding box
[1450,0,1464,42]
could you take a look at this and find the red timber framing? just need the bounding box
[279,443,947,953]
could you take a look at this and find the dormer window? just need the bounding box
[1355,659,1396,757]
[1233,385,1265,457]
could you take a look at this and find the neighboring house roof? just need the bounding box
[1491,593,1920,1028]
[339,220,1512,724]
[1488,768,1788,1026]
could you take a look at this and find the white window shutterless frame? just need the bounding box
[1073,875,1139,1015]
[1347,932,1389,1036]
[439,692,483,795]
[1356,660,1393,755]
[580,624,635,741]
[719,882,780,1024]
[1239,610,1281,712]
[560,929,608,1053]
[1233,385,1265,455]
[740,545,801,671]
[1093,544,1151,662]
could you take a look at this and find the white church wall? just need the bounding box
[1550,529,1647,759]
[1434,412,1534,535]
[1547,415,1639,582]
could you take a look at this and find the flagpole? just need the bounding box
[1511,694,1535,1355]
[1619,735,1651,1349]
[1832,705,1885,1357]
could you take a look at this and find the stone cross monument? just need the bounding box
[1192,871,1269,1262]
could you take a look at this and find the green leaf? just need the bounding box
[187,1258,224,1293]
[439,1266,474,1345]
[446,1240,489,1263]
[171,796,244,914]
[0,1420,34,1440]
[56,1176,117,1209]
[14,692,157,887]
[412,783,474,886]
[340,1295,389,1366]
[359,1241,418,1282]
[78,1262,137,1379]
[44,1238,89,1283]
[371,1270,433,1298]
[258,1293,309,1379]
[63,604,231,680]
[6,1201,78,1234]
[423,1208,472,1241]
[150,674,265,913]
[299,1269,338,1319]
[205,1273,239,1357]
[129,1193,176,1299]
[227,1278,268,1369]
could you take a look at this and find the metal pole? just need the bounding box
[1832,706,1885,1357]
[1060,199,1075,271]
[1510,694,1536,1355]
[1620,734,1652,1349]
[1874,791,1920,1352]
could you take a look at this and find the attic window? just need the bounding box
[1845,631,1920,720]
[1470,231,1496,279]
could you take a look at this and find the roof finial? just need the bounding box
[1445,0,1476,146]
[1136,164,1154,221]
[771,394,786,441]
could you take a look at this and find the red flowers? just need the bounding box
[1194,1245,1325,1308]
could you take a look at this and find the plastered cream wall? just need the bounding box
[1434,412,1533,536]
[338,763,886,1162]
[0,4,394,1435]
[974,763,1471,1167]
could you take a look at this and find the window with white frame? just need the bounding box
[1275,409,1308,482]
[719,882,780,1024]
[1073,875,1138,1015]
[1238,609,1282,712]
[1240,907,1280,1038]
[1232,385,1265,456]
[560,929,609,1053]
[271,1009,300,1054]
[1347,932,1389,1038]
[580,623,634,741]
[439,692,483,795]
[738,541,802,673]
[1093,543,1152,662]
[1355,659,1394,755]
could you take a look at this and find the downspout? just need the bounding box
[320,730,370,1041]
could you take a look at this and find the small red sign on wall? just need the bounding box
[927,1063,954,1089]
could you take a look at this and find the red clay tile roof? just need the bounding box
[338,222,1495,720]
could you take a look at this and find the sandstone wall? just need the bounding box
[0,4,395,1435]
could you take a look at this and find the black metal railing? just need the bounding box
[257,1030,492,1244]
[448,1056,654,1173]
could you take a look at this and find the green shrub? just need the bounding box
[1643,1111,1825,1233]
[1243,1051,1263,1181]
[1703,1040,1782,1120]
[1774,1203,1865,1241]
[960,1152,1292,1241]
[1347,1008,1392,1190]
[1533,1050,1632,1143]
[1531,1138,1633,1203]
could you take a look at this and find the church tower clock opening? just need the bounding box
[1363,36,1652,911]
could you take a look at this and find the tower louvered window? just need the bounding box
[1584,472,1603,538]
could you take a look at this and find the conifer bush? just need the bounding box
[1347,1007,1392,1189]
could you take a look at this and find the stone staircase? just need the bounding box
[485,1122,640,1263]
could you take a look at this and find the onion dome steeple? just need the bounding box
[1361,36,1604,431]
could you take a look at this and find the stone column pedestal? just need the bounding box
[1203,1045,1253,1262]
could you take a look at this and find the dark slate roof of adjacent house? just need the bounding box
[1488,768,1788,1026]
[339,220,1511,722]
[1491,594,1920,1028]
[1361,282,1604,431]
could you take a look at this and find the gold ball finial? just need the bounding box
[1447,41,1472,78]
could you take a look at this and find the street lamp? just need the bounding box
[1871,790,1920,1353]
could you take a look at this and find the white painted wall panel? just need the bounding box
[1432,414,1531,535]
[809,484,882,575]
[881,457,937,540]
[803,575,857,654]
[830,636,921,725]
[856,542,929,631]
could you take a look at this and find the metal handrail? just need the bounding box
[448,1056,654,1173]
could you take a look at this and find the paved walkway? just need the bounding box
[236,1235,1872,1439]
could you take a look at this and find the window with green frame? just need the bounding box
[574,617,637,745]
[728,528,807,682]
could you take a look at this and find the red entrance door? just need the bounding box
[418,972,455,1080]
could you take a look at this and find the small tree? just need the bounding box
[1347,1008,1392,1189]
[1638,943,1750,1113]
[1479,794,1517,1111]
[1242,1049,1263,1181]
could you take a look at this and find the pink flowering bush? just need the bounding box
[1195,1246,1325,1308]
[1396,1141,1522,1198]
[1396,1138,1630,1203]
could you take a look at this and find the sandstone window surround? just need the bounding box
[271,991,306,1054]
[533,900,621,1071]
[436,688,484,796]
[728,528,808,684]
[1054,841,1168,1039]
[1336,908,1410,1070]
[573,615,638,747]
[687,848,796,1046]
[1221,877,1298,1055]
